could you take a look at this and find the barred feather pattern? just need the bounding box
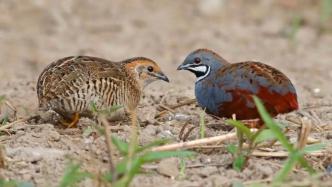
[37,56,141,117]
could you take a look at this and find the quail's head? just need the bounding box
[177,49,229,81]
[125,57,169,87]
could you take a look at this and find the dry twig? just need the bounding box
[251,150,326,157]
[152,132,238,151]
[99,115,115,173]
[297,118,312,150]
[0,144,5,168]
[155,99,196,119]
[0,117,30,132]
[153,128,259,152]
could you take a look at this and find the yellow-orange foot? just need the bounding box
[60,113,80,128]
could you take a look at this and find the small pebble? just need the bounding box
[326,164,332,174]
[158,130,173,138]
[174,113,191,121]
[313,88,321,94]
[48,131,60,141]
[157,158,179,178]
[326,133,332,140]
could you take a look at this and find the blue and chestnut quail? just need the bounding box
[177,48,298,126]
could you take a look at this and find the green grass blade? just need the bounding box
[90,102,122,115]
[114,151,194,178]
[226,119,252,139]
[89,101,98,113]
[114,158,129,176]
[303,143,326,153]
[0,180,35,187]
[253,129,276,144]
[179,158,186,179]
[142,151,194,162]
[111,135,129,155]
[226,144,238,155]
[113,157,143,187]
[58,163,91,187]
[321,0,332,22]
[136,139,169,153]
[17,182,34,187]
[0,95,5,104]
[273,151,301,183]
[232,180,245,187]
[233,154,246,172]
[297,156,315,174]
[288,15,302,40]
[253,96,293,151]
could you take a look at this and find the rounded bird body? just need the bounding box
[37,56,169,120]
[178,49,298,120]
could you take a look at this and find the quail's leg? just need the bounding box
[60,112,80,128]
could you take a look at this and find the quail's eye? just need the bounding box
[147,66,154,72]
[194,57,201,64]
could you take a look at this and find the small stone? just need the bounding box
[95,149,102,155]
[312,88,324,98]
[157,158,179,178]
[48,131,60,141]
[210,175,230,186]
[326,164,332,174]
[28,152,43,163]
[256,164,274,177]
[137,106,157,123]
[313,88,321,94]
[158,130,173,138]
[197,166,218,177]
[199,155,212,164]
[142,125,157,136]
[261,19,284,36]
[295,26,318,44]
[31,133,41,138]
[198,0,226,16]
[174,113,191,121]
[326,133,332,140]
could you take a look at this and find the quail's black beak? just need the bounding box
[156,72,170,82]
[177,64,190,70]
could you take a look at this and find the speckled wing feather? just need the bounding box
[37,56,136,116]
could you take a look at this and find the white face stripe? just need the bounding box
[189,65,210,82]
[188,66,207,73]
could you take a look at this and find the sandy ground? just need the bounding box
[0,0,332,186]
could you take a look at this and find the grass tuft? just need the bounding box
[58,163,91,187]
[226,96,325,184]
[59,104,195,187]
[0,179,34,187]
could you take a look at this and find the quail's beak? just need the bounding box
[177,64,190,70]
[155,72,170,82]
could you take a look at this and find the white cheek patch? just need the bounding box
[196,66,211,82]
[188,66,207,73]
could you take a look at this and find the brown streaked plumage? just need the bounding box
[37,56,169,125]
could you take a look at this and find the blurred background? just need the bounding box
[0,0,331,112]
[1,1,332,185]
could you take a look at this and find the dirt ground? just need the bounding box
[0,0,332,186]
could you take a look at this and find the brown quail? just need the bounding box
[37,56,169,127]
